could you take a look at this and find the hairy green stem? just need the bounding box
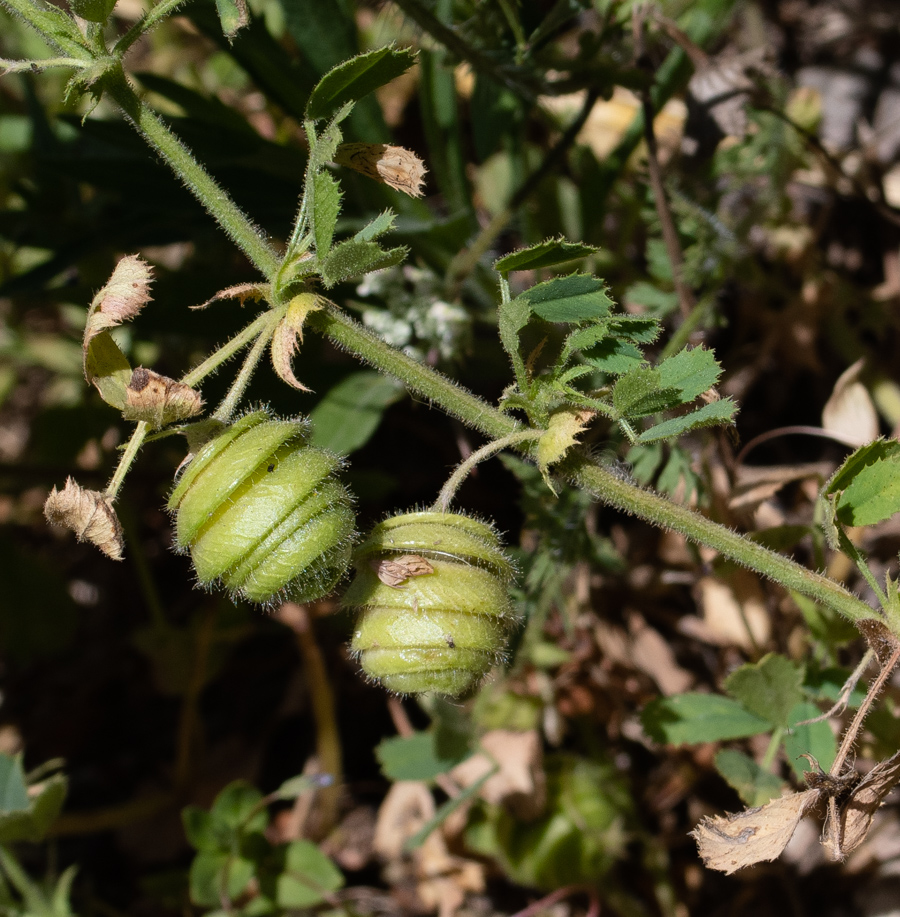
[836,528,887,609]
[103,68,281,278]
[180,311,272,388]
[433,430,542,512]
[113,0,190,57]
[106,421,149,500]
[306,304,878,627]
[212,312,278,422]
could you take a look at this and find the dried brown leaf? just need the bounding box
[832,751,900,857]
[270,293,323,392]
[856,619,900,668]
[83,256,153,370]
[122,367,204,427]
[44,477,124,560]
[692,789,820,874]
[334,143,427,198]
[822,358,878,448]
[372,555,434,588]
[193,282,269,310]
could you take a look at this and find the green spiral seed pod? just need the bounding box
[344,510,517,696]
[168,411,355,605]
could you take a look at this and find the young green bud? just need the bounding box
[168,411,355,605]
[344,511,517,696]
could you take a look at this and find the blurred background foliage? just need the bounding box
[3,0,900,913]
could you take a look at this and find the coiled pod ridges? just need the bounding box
[344,510,517,696]
[168,411,355,605]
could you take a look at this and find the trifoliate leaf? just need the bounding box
[494,238,598,274]
[306,46,416,122]
[519,273,612,323]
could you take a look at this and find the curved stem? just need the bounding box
[433,430,541,512]
[305,304,879,628]
[103,68,281,279]
[105,421,149,500]
[113,0,189,57]
[212,312,278,422]
[180,311,272,388]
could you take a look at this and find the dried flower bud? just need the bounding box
[44,478,124,560]
[123,367,203,427]
[334,143,427,198]
[83,255,153,364]
[344,510,517,695]
[168,411,355,605]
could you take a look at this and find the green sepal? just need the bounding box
[84,330,131,410]
[305,46,416,122]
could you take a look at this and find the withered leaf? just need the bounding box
[692,789,820,874]
[122,367,203,428]
[855,619,900,668]
[334,143,427,198]
[44,478,124,560]
[270,292,323,392]
[83,256,153,363]
[192,282,269,310]
[832,751,900,857]
[372,554,434,588]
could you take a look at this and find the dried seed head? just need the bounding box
[44,477,125,560]
[123,367,203,427]
[334,143,427,198]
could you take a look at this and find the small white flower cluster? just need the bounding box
[355,265,471,362]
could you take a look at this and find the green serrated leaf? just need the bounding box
[312,170,341,255]
[636,398,737,444]
[519,273,613,323]
[306,46,416,122]
[376,731,469,782]
[825,438,900,496]
[494,239,598,274]
[656,346,722,403]
[319,239,407,287]
[498,296,532,389]
[613,366,678,418]
[561,323,609,363]
[309,371,404,455]
[84,331,131,410]
[725,653,805,729]
[607,314,662,343]
[354,209,396,242]
[583,338,644,375]
[784,701,836,777]
[641,693,771,745]
[276,840,344,908]
[308,113,347,173]
[714,749,785,807]
[835,447,900,526]
[214,0,248,39]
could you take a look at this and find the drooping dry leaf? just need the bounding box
[830,751,900,858]
[44,477,124,560]
[270,293,323,392]
[856,619,900,668]
[121,367,203,428]
[729,462,832,510]
[192,282,270,310]
[695,572,771,650]
[372,554,434,588]
[451,729,546,820]
[692,789,820,874]
[822,358,878,448]
[334,143,427,198]
[83,256,153,363]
